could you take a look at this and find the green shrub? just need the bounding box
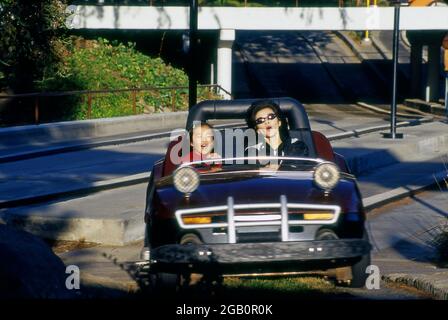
[38,37,219,121]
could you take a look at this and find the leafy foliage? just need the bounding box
[0,2,218,123]
[38,37,218,120]
[0,0,67,92]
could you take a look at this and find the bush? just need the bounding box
[0,0,68,93]
[37,37,219,121]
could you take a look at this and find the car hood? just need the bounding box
[155,170,362,216]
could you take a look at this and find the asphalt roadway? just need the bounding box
[234,31,388,103]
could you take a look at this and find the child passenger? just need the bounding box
[180,122,221,166]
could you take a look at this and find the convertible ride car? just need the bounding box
[142,98,371,290]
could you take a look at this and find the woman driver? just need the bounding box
[245,100,309,158]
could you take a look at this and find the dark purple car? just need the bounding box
[142,98,371,290]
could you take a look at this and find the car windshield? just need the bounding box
[170,126,317,173]
[180,156,321,173]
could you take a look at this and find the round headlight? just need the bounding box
[314,162,340,191]
[173,166,200,194]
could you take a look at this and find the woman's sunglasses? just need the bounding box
[255,113,277,125]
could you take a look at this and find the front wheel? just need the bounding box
[349,252,371,288]
[334,229,371,288]
[153,272,179,294]
[349,229,371,288]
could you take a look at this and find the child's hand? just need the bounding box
[207,153,221,160]
[207,153,222,165]
[259,163,280,171]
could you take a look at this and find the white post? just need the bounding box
[217,29,235,100]
[210,63,214,85]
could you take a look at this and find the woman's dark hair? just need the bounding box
[246,100,290,141]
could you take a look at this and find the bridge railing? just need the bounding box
[0,84,230,126]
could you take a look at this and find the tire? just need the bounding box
[152,234,202,295]
[178,233,205,290]
[349,230,371,288]
[349,252,371,288]
[180,233,202,245]
[154,272,179,294]
[177,233,223,295]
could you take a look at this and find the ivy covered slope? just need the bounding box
[39,38,218,120]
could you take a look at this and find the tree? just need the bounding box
[0,0,67,92]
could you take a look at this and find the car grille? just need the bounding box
[175,195,341,243]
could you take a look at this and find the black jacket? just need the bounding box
[245,138,309,158]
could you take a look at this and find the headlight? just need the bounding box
[173,166,200,194]
[314,162,340,191]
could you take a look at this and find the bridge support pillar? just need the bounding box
[425,43,441,102]
[408,31,445,102]
[409,39,423,99]
[217,29,235,100]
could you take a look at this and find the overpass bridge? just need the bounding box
[67,5,448,101]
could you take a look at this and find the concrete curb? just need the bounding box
[0,111,188,142]
[1,208,145,245]
[0,131,171,164]
[0,112,188,162]
[404,99,447,117]
[356,101,433,119]
[0,121,245,164]
[0,172,151,209]
[363,169,448,212]
[327,116,433,141]
[383,273,448,300]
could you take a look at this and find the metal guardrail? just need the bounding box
[0,84,231,125]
